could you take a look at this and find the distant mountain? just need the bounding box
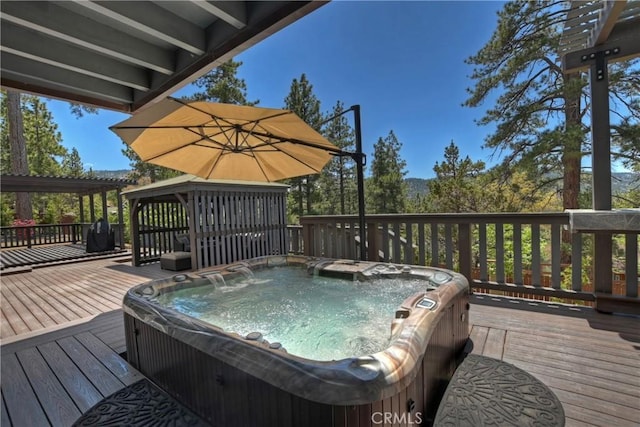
[91,169,132,179]
[404,172,638,199]
[405,177,431,199]
[611,172,639,194]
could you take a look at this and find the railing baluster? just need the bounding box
[392,223,401,263]
[479,223,487,281]
[405,222,413,265]
[531,224,541,287]
[445,224,453,270]
[430,223,439,268]
[551,224,561,289]
[513,223,523,285]
[572,233,583,292]
[495,223,505,283]
[418,221,426,266]
[381,223,389,262]
[626,233,638,298]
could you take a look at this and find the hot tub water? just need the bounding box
[152,266,431,360]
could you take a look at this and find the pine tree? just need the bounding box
[465,1,640,211]
[189,59,258,105]
[427,141,485,213]
[62,147,85,177]
[318,101,357,214]
[283,74,323,219]
[367,130,407,213]
[4,90,32,220]
[22,96,66,176]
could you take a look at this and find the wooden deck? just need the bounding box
[0,244,126,271]
[0,255,174,340]
[1,259,639,426]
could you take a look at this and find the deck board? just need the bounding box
[0,259,638,427]
[1,353,51,427]
[37,341,103,412]
[56,336,127,396]
[15,347,82,426]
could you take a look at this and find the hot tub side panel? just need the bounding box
[124,292,468,427]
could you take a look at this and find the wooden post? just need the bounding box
[101,190,108,220]
[130,198,141,266]
[116,188,125,249]
[590,55,613,299]
[88,194,95,223]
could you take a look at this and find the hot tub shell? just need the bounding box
[123,256,469,426]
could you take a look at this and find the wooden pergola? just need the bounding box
[560,0,640,303]
[0,174,135,247]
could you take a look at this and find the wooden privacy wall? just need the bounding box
[127,178,289,269]
[192,190,287,269]
[133,201,189,265]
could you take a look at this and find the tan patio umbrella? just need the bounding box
[110,97,340,182]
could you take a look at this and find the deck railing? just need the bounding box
[1,223,85,248]
[0,223,123,249]
[298,213,639,309]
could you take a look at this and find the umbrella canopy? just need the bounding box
[110,97,339,182]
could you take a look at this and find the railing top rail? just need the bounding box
[300,212,571,225]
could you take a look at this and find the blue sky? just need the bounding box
[46,1,506,180]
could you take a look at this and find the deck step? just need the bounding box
[72,379,209,426]
[434,354,565,427]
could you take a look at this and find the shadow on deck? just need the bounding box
[0,244,127,272]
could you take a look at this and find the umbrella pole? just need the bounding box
[319,104,368,262]
[352,105,367,262]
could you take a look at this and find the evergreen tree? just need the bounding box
[22,96,67,176]
[3,90,32,220]
[62,147,85,177]
[189,59,258,105]
[367,130,407,213]
[427,141,485,213]
[318,101,357,214]
[121,59,256,182]
[465,1,639,211]
[283,74,323,219]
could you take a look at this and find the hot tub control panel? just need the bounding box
[417,297,437,310]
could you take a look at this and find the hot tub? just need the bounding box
[123,255,469,426]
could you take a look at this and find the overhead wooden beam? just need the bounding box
[0,22,150,91]
[1,54,133,103]
[1,1,174,75]
[72,1,206,55]
[588,0,627,46]
[191,1,247,30]
[562,18,640,73]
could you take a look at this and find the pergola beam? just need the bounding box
[588,0,627,46]
[562,18,640,73]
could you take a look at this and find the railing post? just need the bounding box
[458,223,472,287]
[366,221,378,262]
[302,222,312,256]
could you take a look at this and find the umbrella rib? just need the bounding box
[249,133,325,174]
[168,96,294,128]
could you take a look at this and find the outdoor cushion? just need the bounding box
[160,251,192,271]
